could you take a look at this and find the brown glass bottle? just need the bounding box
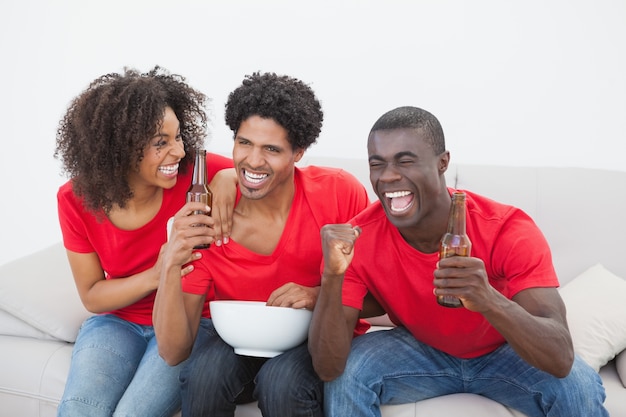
[186,149,213,249]
[437,191,471,308]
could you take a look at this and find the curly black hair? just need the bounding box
[370,106,446,155]
[224,72,323,150]
[54,66,208,214]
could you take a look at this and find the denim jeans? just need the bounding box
[179,318,323,417]
[325,327,609,417]
[57,314,183,417]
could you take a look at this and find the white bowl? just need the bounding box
[209,300,313,358]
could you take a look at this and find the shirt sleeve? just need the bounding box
[488,209,559,297]
[206,152,234,180]
[57,181,95,253]
[181,257,213,296]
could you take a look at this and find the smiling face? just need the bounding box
[233,115,304,201]
[368,127,450,233]
[129,106,185,192]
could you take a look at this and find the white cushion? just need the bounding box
[0,309,58,340]
[0,243,92,342]
[559,264,626,372]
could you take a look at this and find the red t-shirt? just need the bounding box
[341,188,559,358]
[182,166,371,334]
[57,152,233,325]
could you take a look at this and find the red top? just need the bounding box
[182,166,371,334]
[340,188,559,358]
[57,152,233,325]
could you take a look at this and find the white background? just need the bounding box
[1,0,624,266]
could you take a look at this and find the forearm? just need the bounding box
[484,291,574,377]
[208,167,237,241]
[308,272,357,381]
[80,268,158,313]
[153,264,198,365]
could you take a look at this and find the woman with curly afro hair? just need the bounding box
[54,66,234,417]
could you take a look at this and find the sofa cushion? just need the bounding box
[0,309,59,340]
[559,263,626,372]
[0,243,92,342]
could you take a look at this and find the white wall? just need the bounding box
[1,0,624,266]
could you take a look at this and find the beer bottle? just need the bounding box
[437,191,471,308]
[186,148,213,249]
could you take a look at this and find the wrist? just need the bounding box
[161,259,185,279]
[321,270,345,284]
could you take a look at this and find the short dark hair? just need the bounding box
[224,72,323,151]
[370,106,446,154]
[54,66,207,214]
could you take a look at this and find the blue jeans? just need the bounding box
[325,327,609,417]
[57,314,183,417]
[180,318,323,417]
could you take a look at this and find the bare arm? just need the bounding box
[153,263,206,365]
[485,287,573,377]
[153,201,218,365]
[66,250,161,314]
[434,256,574,377]
[309,224,362,382]
[209,168,237,245]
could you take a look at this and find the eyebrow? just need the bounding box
[236,135,286,151]
[152,127,180,139]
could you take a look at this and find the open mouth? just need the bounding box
[243,169,269,184]
[158,163,179,176]
[385,190,415,213]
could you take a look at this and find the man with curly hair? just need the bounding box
[55,66,235,417]
[154,72,371,417]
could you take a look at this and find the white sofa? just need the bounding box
[1,158,626,417]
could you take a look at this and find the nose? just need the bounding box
[172,140,186,159]
[245,146,265,169]
[377,162,402,183]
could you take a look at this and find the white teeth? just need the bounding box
[244,170,268,184]
[385,191,411,198]
[159,163,179,175]
[390,204,411,213]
